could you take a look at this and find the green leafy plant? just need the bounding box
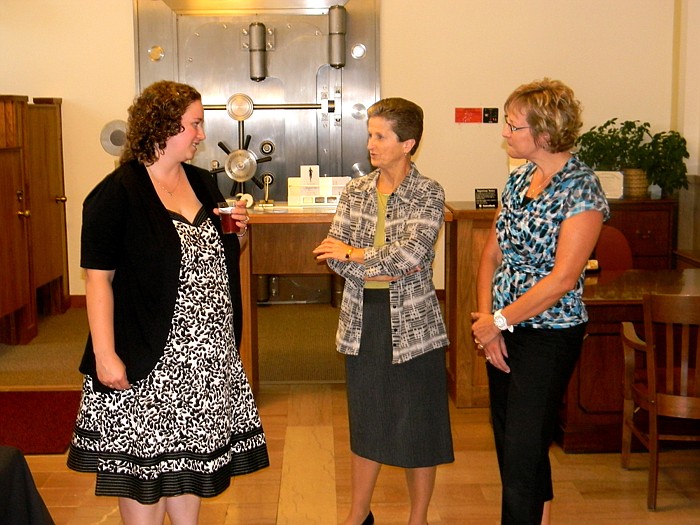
[576,118,690,196]
[575,118,652,171]
[646,130,689,195]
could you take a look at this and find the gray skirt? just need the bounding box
[345,289,454,468]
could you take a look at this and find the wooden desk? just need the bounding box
[239,202,477,395]
[558,268,700,453]
[238,205,335,387]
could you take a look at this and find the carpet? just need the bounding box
[0,303,342,454]
[0,390,81,454]
[0,308,86,388]
[258,303,344,382]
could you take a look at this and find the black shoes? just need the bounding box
[361,510,374,525]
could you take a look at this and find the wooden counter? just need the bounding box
[443,202,496,407]
[239,202,488,396]
[238,205,335,387]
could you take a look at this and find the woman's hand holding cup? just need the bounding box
[217,199,249,235]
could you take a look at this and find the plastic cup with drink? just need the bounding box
[217,200,240,234]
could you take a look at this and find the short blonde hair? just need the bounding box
[504,78,582,153]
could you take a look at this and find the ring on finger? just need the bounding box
[478,343,484,350]
[485,355,491,361]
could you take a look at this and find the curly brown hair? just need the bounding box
[504,78,582,153]
[119,81,202,166]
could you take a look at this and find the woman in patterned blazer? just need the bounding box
[314,97,454,525]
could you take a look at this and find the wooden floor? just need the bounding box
[25,383,700,524]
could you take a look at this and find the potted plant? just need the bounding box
[576,118,690,198]
[646,130,690,196]
[575,118,652,198]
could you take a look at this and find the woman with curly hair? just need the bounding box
[471,78,609,525]
[67,80,269,524]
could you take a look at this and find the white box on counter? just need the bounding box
[288,175,351,206]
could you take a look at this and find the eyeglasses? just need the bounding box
[504,120,530,133]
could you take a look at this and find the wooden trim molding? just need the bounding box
[69,295,86,308]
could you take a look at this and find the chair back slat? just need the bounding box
[643,293,700,402]
[665,323,675,394]
[680,324,689,396]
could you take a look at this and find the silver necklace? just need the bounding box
[149,169,181,197]
[528,170,555,196]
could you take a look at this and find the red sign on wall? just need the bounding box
[455,107,483,123]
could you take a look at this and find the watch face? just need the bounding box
[494,312,507,330]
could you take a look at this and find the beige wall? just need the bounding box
[1,0,697,294]
[1,0,136,296]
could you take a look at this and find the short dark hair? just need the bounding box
[119,80,202,166]
[367,97,424,155]
[504,78,582,153]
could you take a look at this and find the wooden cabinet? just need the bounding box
[607,198,678,269]
[0,96,69,344]
[27,99,70,315]
[0,96,36,343]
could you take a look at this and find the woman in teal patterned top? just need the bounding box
[472,78,609,525]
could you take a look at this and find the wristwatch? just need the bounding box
[493,309,514,332]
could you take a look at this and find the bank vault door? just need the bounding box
[135,0,379,204]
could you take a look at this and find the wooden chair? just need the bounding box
[594,224,634,271]
[620,293,700,510]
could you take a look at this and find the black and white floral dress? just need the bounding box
[68,210,268,504]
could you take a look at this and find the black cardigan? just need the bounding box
[79,160,242,392]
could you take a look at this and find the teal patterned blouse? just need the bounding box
[493,156,610,329]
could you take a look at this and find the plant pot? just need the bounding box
[622,168,649,199]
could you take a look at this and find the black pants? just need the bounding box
[488,323,586,525]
